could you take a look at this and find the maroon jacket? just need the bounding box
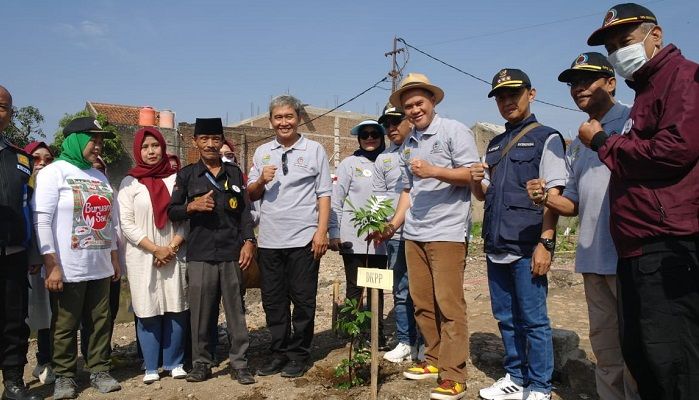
[597,45,699,258]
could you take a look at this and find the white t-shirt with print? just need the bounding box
[33,160,118,282]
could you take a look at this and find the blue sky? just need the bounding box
[3,0,697,142]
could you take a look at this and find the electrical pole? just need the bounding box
[385,36,405,95]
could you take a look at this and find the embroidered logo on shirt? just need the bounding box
[17,154,30,168]
[362,169,372,177]
[516,142,535,148]
[382,158,393,171]
[402,148,411,159]
[17,164,31,175]
[262,154,271,165]
[487,145,501,153]
[294,156,306,167]
[229,197,238,209]
[354,167,364,177]
[430,142,444,154]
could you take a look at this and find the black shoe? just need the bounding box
[231,368,255,385]
[280,360,310,378]
[185,363,211,382]
[257,357,288,376]
[2,367,42,400]
[378,335,390,351]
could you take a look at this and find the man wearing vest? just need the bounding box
[0,84,42,400]
[380,73,478,400]
[579,4,699,399]
[471,69,567,400]
[528,53,639,400]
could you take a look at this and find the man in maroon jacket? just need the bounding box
[579,3,699,400]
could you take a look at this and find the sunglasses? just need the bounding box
[566,75,607,88]
[281,152,289,175]
[381,116,405,128]
[33,155,54,165]
[358,130,382,140]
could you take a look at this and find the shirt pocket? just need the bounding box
[499,190,542,243]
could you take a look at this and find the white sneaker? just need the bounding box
[383,342,412,363]
[170,366,187,379]
[479,374,526,400]
[32,363,56,385]
[412,343,426,361]
[524,390,551,400]
[143,371,160,384]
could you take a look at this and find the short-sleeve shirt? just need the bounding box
[563,102,630,274]
[330,154,386,255]
[399,114,479,242]
[372,143,404,240]
[248,135,333,249]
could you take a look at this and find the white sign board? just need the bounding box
[357,268,393,291]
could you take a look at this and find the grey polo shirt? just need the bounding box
[564,102,630,275]
[248,135,333,249]
[372,143,404,241]
[330,154,387,255]
[399,114,479,242]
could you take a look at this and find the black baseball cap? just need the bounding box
[558,52,615,82]
[63,117,115,138]
[587,3,657,46]
[488,68,531,98]
[377,104,405,125]
[194,118,223,136]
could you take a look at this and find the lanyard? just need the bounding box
[205,171,229,192]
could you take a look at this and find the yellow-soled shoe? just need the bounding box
[430,379,466,399]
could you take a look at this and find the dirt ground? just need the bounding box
[15,243,597,400]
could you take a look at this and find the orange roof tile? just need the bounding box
[88,102,158,126]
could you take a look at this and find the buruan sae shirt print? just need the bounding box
[67,178,114,250]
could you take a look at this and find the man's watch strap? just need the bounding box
[539,238,556,252]
[243,238,257,245]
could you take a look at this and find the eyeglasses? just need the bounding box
[33,155,54,165]
[358,130,382,140]
[281,152,288,175]
[381,116,405,128]
[566,75,606,88]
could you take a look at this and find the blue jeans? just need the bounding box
[487,257,553,393]
[137,311,188,372]
[386,240,418,345]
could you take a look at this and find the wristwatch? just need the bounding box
[243,238,257,245]
[539,238,556,252]
[168,243,180,253]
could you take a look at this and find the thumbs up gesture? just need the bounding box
[187,190,216,213]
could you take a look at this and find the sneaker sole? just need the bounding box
[478,391,526,400]
[431,391,467,400]
[403,371,438,380]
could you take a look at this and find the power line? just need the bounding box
[234,76,389,147]
[397,38,582,113]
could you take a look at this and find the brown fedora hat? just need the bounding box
[389,73,445,107]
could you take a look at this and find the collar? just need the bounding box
[600,102,628,128]
[504,113,538,132]
[271,134,307,151]
[194,159,225,178]
[628,44,680,90]
[385,142,401,153]
[408,114,443,144]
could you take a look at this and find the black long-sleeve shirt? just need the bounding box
[168,159,254,262]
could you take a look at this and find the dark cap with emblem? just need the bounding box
[557,52,615,82]
[194,118,224,136]
[488,68,532,98]
[377,104,405,125]
[63,117,115,139]
[587,3,657,46]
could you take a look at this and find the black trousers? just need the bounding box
[258,245,319,362]
[342,254,387,336]
[617,237,699,400]
[0,251,30,368]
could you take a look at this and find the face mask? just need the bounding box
[221,155,234,164]
[608,27,657,81]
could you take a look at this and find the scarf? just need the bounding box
[57,132,92,169]
[127,127,173,229]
